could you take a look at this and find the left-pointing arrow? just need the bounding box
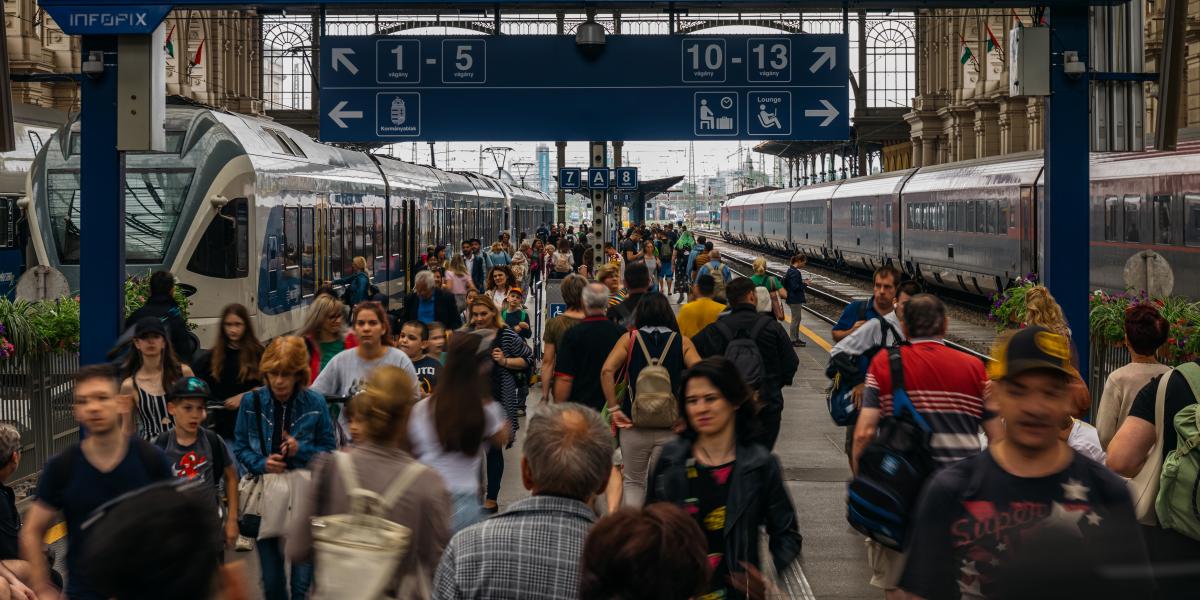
[332,48,358,75]
[328,101,363,129]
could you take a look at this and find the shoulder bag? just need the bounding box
[1130,372,1171,526]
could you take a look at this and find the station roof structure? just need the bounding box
[640,175,685,201]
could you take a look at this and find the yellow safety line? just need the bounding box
[781,315,833,352]
[44,522,66,545]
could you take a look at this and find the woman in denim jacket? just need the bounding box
[234,336,337,600]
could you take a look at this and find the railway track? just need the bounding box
[698,233,994,361]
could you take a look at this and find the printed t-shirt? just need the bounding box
[311,346,420,402]
[35,439,172,599]
[554,316,626,411]
[863,339,989,464]
[686,461,734,600]
[899,450,1152,600]
[154,428,234,500]
[408,399,505,493]
[412,355,442,398]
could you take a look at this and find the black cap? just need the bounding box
[169,377,212,402]
[987,326,1075,381]
[133,317,167,339]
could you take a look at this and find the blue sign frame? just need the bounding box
[559,168,582,190]
[587,168,611,189]
[318,34,848,142]
[615,167,639,190]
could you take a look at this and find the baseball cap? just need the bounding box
[168,376,213,402]
[133,317,167,339]
[987,326,1075,381]
[508,287,525,298]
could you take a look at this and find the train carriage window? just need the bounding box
[885,202,893,229]
[947,201,958,231]
[988,200,999,234]
[1104,196,1120,241]
[353,208,365,265]
[1124,195,1145,243]
[363,208,376,270]
[966,201,977,233]
[1153,195,1173,245]
[331,209,344,280]
[391,208,402,259]
[282,207,300,271]
[937,202,946,231]
[0,199,11,248]
[957,202,967,232]
[300,207,315,297]
[1187,194,1200,247]
[374,207,384,264]
[186,198,249,279]
[1000,199,1011,233]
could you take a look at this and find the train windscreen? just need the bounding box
[47,168,194,264]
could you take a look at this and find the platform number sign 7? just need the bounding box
[615,167,638,190]
[559,168,581,190]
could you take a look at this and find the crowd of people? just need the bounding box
[4,220,1200,600]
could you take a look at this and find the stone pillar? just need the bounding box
[998,96,1029,154]
[970,99,1000,158]
[1026,97,1044,151]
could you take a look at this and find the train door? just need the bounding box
[1020,185,1037,277]
[390,203,404,294]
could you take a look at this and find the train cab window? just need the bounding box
[282,207,300,270]
[1104,196,1120,241]
[301,208,315,297]
[331,209,344,280]
[1124,195,1145,243]
[1153,195,1173,245]
[187,198,249,279]
[1186,194,1200,247]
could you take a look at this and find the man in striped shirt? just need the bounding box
[851,293,1001,600]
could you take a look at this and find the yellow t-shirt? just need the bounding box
[677,297,727,338]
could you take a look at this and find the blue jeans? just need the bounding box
[451,491,483,532]
[257,537,312,600]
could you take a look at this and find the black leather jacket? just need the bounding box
[647,437,802,575]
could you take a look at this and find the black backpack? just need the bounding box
[846,347,936,550]
[715,317,772,390]
[824,315,901,426]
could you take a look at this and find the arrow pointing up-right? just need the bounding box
[810,46,836,73]
[804,100,840,127]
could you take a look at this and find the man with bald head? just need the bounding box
[434,404,613,600]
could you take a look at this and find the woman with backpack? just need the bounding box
[483,241,511,269]
[333,257,372,307]
[467,296,533,513]
[234,336,338,600]
[408,335,510,532]
[600,293,701,507]
[288,365,450,599]
[646,357,802,599]
[750,257,786,320]
[549,239,575,280]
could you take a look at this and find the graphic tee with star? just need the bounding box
[899,450,1151,600]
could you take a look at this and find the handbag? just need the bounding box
[311,452,425,600]
[237,389,312,539]
[1130,371,1170,526]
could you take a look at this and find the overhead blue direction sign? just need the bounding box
[615,167,638,190]
[319,34,848,142]
[559,168,581,190]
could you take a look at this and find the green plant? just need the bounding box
[30,297,81,353]
[988,275,1038,331]
[0,298,42,355]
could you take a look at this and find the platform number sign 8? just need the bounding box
[682,39,727,83]
[615,167,638,190]
[441,39,485,83]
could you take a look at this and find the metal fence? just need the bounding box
[0,352,80,487]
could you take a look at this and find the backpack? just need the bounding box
[846,347,936,551]
[1153,363,1200,540]
[631,331,679,429]
[707,262,727,303]
[824,315,901,426]
[311,452,427,600]
[554,252,572,273]
[715,317,772,390]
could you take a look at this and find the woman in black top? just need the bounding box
[600,293,701,508]
[647,357,803,599]
[194,304,264,440]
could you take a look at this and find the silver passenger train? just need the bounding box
[25,102,555,343]
[722,145,1200,299]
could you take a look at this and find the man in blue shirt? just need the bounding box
[403,270,463,330]
[685,235,707,296]
[831,265,900,463]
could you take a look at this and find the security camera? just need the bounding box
[576,20,606,60]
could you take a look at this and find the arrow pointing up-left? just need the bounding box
[328,101,363,129]
[332,48,358,75]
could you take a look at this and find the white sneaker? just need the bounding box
[235,535,254,552]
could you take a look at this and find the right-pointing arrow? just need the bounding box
[810,46,836,73]
[332,48,359,75]
[328,101,363,129]
[804,100,840,127]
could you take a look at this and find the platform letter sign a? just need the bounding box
[559,168,581,190]
[615,167,638,190]
[588,168,611,189]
